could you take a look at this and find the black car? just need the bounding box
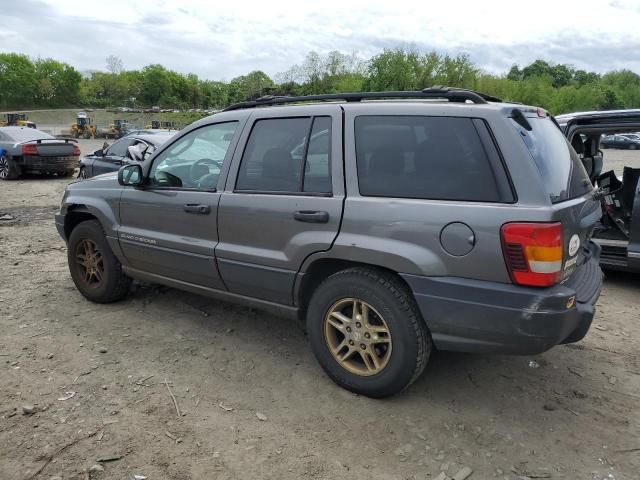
[79,132,174,179]
[601,134,640,150]
[0,127,79,180]
[556,110,640,272]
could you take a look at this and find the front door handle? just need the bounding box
[293,210,329,223]
[184,204,210,215]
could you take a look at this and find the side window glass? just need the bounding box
[355,116,501,202]
[105,139,130,157]
[236,118,311,192]
[149,122,238,190]
[303,116,331,193]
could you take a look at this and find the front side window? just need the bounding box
[149,122,238,190]
[105,139,133,157]
[236,116,332,193]
[355,116,501,202]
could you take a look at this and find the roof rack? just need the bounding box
[223,86,502,112]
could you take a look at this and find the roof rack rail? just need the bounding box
[223,86,502,112]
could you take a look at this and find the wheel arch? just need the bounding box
[295,257,415,320]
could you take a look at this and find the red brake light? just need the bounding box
[21,144,38,155]
[501,222,564,287]
[72,144,81,156]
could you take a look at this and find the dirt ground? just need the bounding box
[0,141,639,480]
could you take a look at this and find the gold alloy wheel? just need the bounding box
[75,239,104,288]
[324,298,392,376]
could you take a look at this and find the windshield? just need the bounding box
[511,116,592,203]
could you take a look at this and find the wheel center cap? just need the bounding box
[352,331,362,341]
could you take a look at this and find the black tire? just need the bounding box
[629,144,637,150]
[67,220,131,303]
[83,129,91,139]
[0,154,21,180]
[306,267,431,398]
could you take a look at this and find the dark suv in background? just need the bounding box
[56,88,603,397]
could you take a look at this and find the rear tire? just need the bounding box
[306,267,431,398]
[629,144,637,150]
[0,154,21,180]
[67,220,131,303]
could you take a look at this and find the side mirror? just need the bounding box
[93,149,103,156]
[118,164,143,186]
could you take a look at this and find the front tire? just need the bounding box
[0,154,21,180]
[67,220,131,303]
[307,267,431,398]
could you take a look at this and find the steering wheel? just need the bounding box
[189,158,218,184]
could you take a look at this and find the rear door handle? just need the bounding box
[294,210,329,223]
[184,204,211,215]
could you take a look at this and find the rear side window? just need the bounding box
[355,116,504,202]
[512,116,592,203]
[236,117,331,193]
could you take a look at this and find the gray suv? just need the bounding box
[55,88,603,398]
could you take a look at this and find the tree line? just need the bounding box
[1,50,639,114]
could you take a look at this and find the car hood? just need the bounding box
[68,171,119,190]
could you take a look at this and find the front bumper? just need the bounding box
[55,212,66,241]
[401,243,603,355]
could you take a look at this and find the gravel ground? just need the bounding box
[0,140,639,480]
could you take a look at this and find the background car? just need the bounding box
[600,134,640,149]
[79,132,174,179]
[0,126,79,180]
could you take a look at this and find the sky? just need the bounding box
[1,0,639,80]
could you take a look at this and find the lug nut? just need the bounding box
[348,340,354,346]
[364,332,370,339]
[356,322,362,328]
[360,344,366,350]
[346,327,351,332]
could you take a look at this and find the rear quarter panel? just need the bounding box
[323,104,559,283]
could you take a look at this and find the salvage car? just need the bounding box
[79,132,174,179]
[56,88,603,398]
[556,110,640,272]
[0,126,80,180]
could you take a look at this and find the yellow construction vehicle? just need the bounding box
[1,113,37,128]
[70,112,97,139]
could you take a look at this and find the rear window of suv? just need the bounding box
[354,116,509,202]
[511,116,592,203]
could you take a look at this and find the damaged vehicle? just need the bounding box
[78,132,174,179]
[556,110,640,272]
[57,88,604,398]
[0,126,80,180]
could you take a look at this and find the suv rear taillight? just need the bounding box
[21,144,38,155]
[72,144,81,156]
[501,222,563,287]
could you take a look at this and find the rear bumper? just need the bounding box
[20,155,78,172]
[401,244,603,355]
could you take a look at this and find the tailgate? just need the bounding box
[553,193,601,280]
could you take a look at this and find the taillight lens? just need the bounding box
[21,144,38,155]
[72,144,81,156]
[501,222,564,287]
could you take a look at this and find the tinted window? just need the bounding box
[236,117,332,193]
[355,116,501,201]
[513,117,592,203]
[149,122,238,190]
[105,139,132,157]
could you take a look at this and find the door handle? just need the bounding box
[184,204,211,214]
[293,210,329,223]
